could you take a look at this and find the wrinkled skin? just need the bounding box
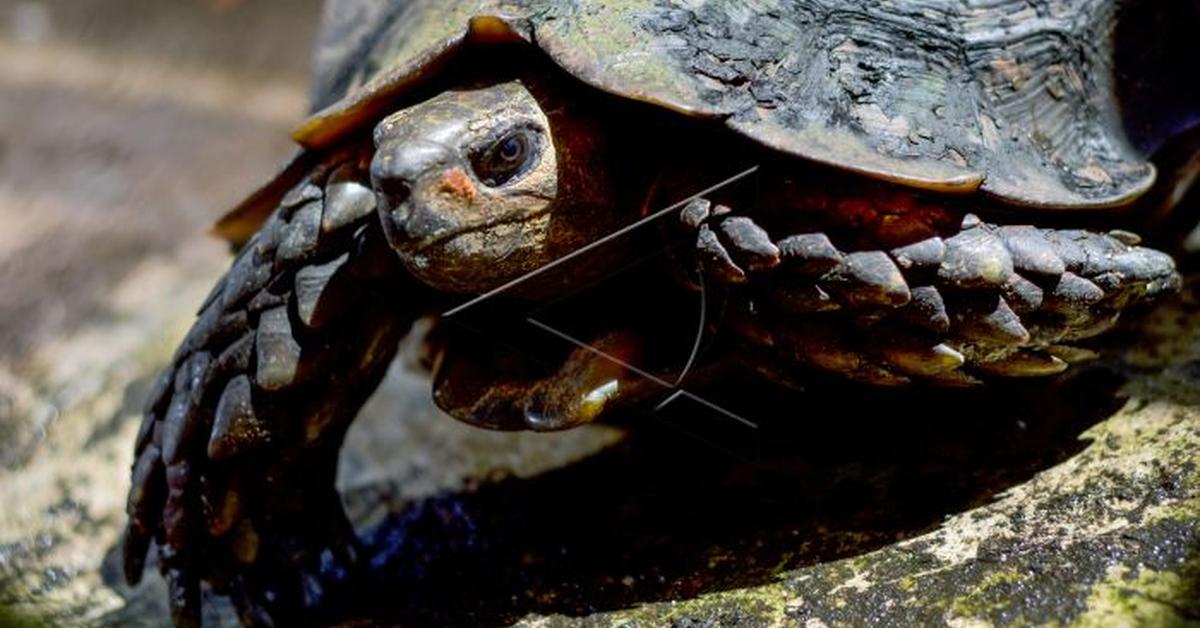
[371,80,615,294]
[125,70,1184,627]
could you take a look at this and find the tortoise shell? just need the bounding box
[298,0,1169,210]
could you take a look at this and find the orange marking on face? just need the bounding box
[439,168,478,203]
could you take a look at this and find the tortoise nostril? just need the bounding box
[375,177,412,209]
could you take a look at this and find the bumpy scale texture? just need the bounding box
[124,149,423,627]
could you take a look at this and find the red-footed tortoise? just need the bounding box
[124,1,1199,625]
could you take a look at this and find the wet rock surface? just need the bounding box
[1,2,1199,627]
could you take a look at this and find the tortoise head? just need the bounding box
[370,79,613,294]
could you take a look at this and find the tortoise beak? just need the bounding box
[371,139,463,247]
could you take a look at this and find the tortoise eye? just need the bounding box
[472,128,539,187]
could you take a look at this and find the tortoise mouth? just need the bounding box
[387,202,562,294]
[380,183,559,252]
[411,202,557,253]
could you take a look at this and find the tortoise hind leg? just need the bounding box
[123,151,425,627]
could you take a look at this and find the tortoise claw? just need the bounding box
[696,224,745,282]
[685,200,782,282]
[717,216,781,272]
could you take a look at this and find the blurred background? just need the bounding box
[0,0,316,365]
[0,1,317,623]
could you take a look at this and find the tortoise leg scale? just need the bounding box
[682,197,782,282]
[683,199,1181,385]
[124,148,423,627]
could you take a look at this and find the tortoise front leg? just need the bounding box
[680,199,1181,384]
[124,152,424,627]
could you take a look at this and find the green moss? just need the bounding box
[1073,561,1200,628]
[594,583,792,628]
[0,605,43,628]
[949,570,1028,621]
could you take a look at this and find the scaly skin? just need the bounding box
[124,147,423,627]
[685,198,1180,386]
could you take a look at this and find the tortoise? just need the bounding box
[122,0,1199,625]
